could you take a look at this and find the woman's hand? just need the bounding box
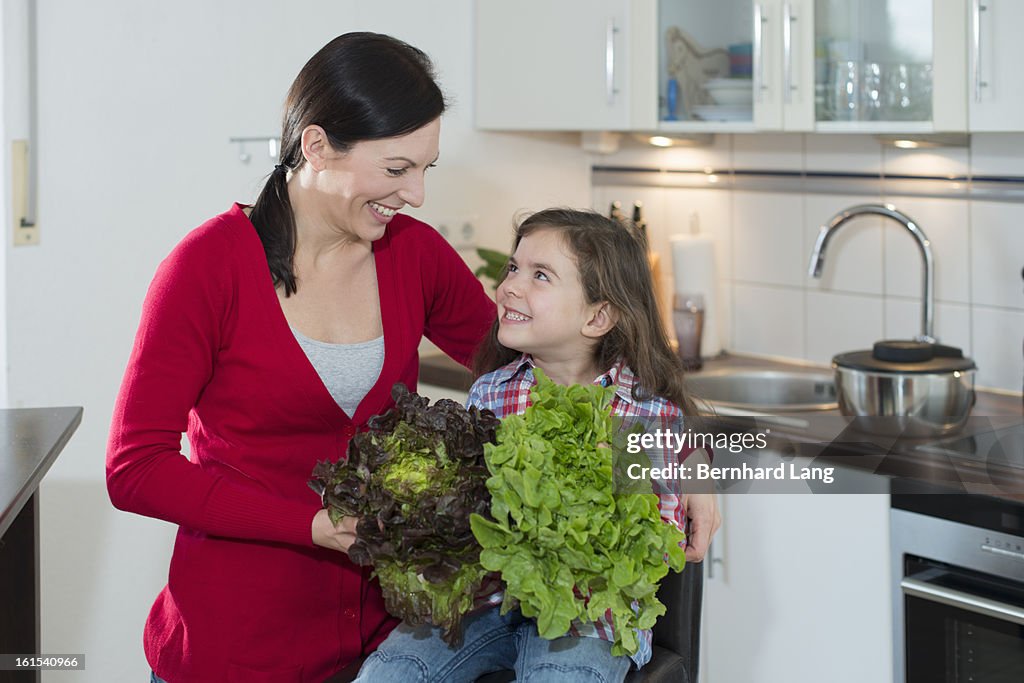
[677,448,721,562]
[681,492,722,563]
[311,508,358,553]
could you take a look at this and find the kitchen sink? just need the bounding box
[686,369,839,413]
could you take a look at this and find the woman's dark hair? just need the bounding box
[473,208,696,415]
[249,32,447,296]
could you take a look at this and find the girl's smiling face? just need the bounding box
[496,228,605,363]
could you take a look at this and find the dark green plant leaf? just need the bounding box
[309,383,499,645]
[473,248,509,289]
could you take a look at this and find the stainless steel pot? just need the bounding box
[832,340,977,437]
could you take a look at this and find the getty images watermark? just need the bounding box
[614,414,1024,497]
[623,427,837,486]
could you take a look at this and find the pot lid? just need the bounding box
[833,340,976,374]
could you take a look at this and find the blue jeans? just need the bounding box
[354,606,631,683]
[150,673,166,683]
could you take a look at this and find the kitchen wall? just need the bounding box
[592,133,1024,394]
[0,0,32,406]
[7,2,590,680]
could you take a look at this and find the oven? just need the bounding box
[891,493,1024,683]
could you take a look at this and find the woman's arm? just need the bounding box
[106,228,321,547]
[648,412,720,562]
[420,225,496,367]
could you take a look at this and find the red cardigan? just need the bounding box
[106,204,495,683]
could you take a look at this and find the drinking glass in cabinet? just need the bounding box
[814,0,933,124]
[827,61,860,121]
[882,63,932,120]
[861,62,883,120]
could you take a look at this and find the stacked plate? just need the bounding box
[694,78,753,121]
[691,105,752,122]
[704,78,754,105]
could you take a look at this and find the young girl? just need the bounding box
[355,208,715,683]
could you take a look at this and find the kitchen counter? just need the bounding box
[0,407,83,683]
[418,352,1024,501]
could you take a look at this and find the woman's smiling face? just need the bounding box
[496,228,596,360]
[312,117,440,242]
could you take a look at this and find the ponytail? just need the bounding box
[249,164,299,296]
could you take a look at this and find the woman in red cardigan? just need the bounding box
[106,33,495,683]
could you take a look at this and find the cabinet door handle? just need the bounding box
[754,4,767,103]
[606,18,618,106]
[707,539,724,579]
[783,3,796,104]
[972,0,989,102]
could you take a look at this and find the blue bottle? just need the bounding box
[666,78,680,121]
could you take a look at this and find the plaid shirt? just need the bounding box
[468,354,701,669]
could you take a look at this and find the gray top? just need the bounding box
[291,328,385,417]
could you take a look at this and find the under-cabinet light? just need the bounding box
[874,133,969,149]
[631,133,714,149]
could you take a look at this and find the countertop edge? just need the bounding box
[0,406,84,538]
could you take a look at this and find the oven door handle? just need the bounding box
[901,577,1024,626]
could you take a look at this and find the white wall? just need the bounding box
[594,133,1024,393]
[1,0,34,407]
[8,2,590,680]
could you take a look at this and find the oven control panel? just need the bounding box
[982,541,1024,562]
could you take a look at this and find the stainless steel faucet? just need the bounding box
[807,204,935,343]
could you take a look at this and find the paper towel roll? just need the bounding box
[670,234,721,356]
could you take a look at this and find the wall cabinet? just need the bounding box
[474,0,1024,134]
[699,486,893,683]
[967,0,1024,131]
[475,0,652,131]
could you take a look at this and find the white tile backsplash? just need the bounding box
[590,134,1024,394]
[970,201,1024,309]
[803,135,883,174]
[733,191,805,287]
[884,299,972,355]
[804,194,885,295]
[664,188,732,279]
[882,196,971,304]
[805,291,884,365]
[715,278,734,352]
[882,145,970,179]
[733,284,805,358]
[732,134,803,171]
[972,306,1024,392]
[970,134,1024,177]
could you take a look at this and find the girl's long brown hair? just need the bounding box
[474,208,696,415]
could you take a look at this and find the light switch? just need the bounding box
[12,139,39,246]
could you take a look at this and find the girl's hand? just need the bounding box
[312,508,358,553]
